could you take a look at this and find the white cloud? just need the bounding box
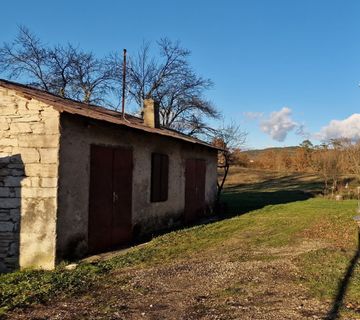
[260,107,297,142]
[318,114,360,140]
[243,111,263,120]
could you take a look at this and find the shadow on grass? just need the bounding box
[220,190,314,216]
[218,171,323,217]
[326,233,360,320]
[225,173,323,194]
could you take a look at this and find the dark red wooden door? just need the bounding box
[88,145,133,253]
[184,159,206,223]
[112,148,133,244]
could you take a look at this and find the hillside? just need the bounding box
[243,146,300,160]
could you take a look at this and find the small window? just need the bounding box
[151,153,169,202]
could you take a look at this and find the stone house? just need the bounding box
[0,79,218,272]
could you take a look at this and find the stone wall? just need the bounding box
[0,87,60,272]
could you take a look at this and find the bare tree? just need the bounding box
[311,140,344,195]
[47,44,76,97]
[339,138,360,182]
[127,39,220,134]
[208,121,247,202]
[0,26,50,90]
[67,51,121,106]
[293,140,314,172]
[0,26,121,107]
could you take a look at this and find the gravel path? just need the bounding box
[6,241,333,320]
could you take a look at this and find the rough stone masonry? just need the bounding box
[0,87,60,272]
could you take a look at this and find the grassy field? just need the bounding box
[1,167,360,319]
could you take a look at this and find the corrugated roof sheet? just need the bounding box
[0,79,218,150]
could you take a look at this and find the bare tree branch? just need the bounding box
[0,26,122,107]
[127,38,220,134]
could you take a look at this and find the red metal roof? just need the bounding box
[0,79,218,150]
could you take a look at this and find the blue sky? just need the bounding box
[1,0,360,149]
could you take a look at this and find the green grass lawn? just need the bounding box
[1,170,360,318]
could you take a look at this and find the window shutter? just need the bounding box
[151,153,169,202]
[160,154,168,201]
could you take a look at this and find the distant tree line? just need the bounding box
[0,26,219,136]
[233,139,360,194]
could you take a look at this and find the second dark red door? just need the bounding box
[184,159,206,223]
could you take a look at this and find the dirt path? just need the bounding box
[6,241,332,320]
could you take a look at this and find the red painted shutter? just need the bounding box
[151,153,169,202]
[160,154,169,201]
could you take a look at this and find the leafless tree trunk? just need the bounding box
[209,121,247,206]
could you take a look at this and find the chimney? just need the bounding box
[143,98,160,128]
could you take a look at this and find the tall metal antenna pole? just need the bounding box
[122,49,127,118]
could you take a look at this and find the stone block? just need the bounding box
[24,100,44,111]
[0,106,17,115]
[11,115,40,123]
[19,233,55,270]
[31,118,59,134]
[7,163,24,169]
[40,177,58,188]
[0,131,11,139]
[0,211,10,221]
[0,168,10,176]
[0,261,7,273]
[3,176,22,187]
[44,117,59,133]
[0,158,10,165]
[40,108,58,118]
[20,178,32,187]
[13,221,20,232]
[0,198,20,209]
[0,146,13,153]
[39,148,58,163]
[12,147,40,163]
[18,135,59,148]
[0,246,9,256]
[11,187,21,198]
[0,187,10,197]
[0,232,15,240]
[4,257,19,269]
[10,169,25,176]
[21,177,41,187]
[8,242,18,256]
[0,121,10,131]
[21,197,56,223]
[30,123,45,134]
[22,187,57,198]
[0,138,18,147]
[10,209,20,220]
[0,222,14,232]
[25,164,58,177]
[10,122,32,133]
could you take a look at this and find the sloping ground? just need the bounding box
[2,170,360,319]
[8,243,329,320]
